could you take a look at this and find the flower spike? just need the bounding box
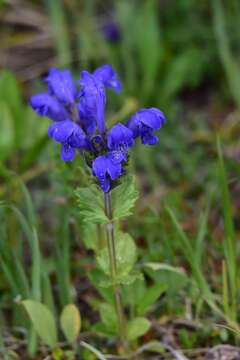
[30,65,166,190]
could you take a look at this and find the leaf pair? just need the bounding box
[75,176,138,225]
[97,233,140,286]
[97,302,150,340]
[22,300,81,348]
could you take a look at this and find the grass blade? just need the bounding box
[212,0,240,109]
[45,0,71,67]
[217,137,237,321]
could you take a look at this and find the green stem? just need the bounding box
[104,192,128,351]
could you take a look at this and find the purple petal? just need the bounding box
[107,123,134,150]
[79,70,96,87]
[127,107,166,144]
[30,93,68,121]
[109,150,127,163]
[78,103,97,135]
[94,64,121,93]
[140,108,166,129]
[92,154,122,192]
[61,143,75,161]
[141,127,158,145]
[69,127,89,149]
[45,68,77,105]
[126,116,141,138]
[79,71,106,134]
[48,120,78,143]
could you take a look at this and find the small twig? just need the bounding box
[172,318,203,330]
[104,341,190,360]
[80,341,108,360]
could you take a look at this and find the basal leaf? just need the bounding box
[112,176,138,220]
[137,283,167,316]
[99,303,117,334]
[127,317,151,341]
[60,304,81,343]
[22,300,57,347]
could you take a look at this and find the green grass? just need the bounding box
[0,0,240,356]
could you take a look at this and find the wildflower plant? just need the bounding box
[30,64,166,351]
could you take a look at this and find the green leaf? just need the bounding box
[135,0,162,99]
[88,269,114,304]
[217,138,237,320]
[99,303,117,334]
[46,0,71,67]
[0,102,15,160]
[97,233,137,277]
[0,70,22,110]
[117,271,143,286]
[212,0,240,109]
[195,207,209,267]
[112,176,138,220]
[217,138,236,259]
[0,70,28,148]
[22,300,57,347]
[78,221,98,250]
[143,340,165,354]
[75,185,108,224]
[93,322,116,337]
[137,284,167,316]
[98,271,143,288]
[122,278,146,307]
[60,304,81,343]
[127,317,151,341]
[161,48,204,103]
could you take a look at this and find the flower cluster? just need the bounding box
[30,64,166,192]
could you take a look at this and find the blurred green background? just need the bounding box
[0,0,240,357]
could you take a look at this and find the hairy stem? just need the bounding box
[104,192,128,351]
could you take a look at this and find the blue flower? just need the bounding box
[29,64,166,182]
[78,64,121,134]
[102,20,121,43]
[30,93,69,121]
[107,123,134,162]
[48,120,87,161]
[45,68,77,106]
[127,108,166,145]
[77,102,98,135]
[93,64,121,94]
[60,144,75,162]
[79,70,106,134]
[92,154,122,192]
